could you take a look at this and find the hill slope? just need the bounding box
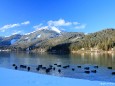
[70,29,115,51]
[0,28,115,52]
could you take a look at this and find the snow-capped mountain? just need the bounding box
[0,28,84,52]
[12,29,61,48]
[36,25,61,34]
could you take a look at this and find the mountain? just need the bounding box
[12,29,61,49]
[0,34,22,46]
[29,28,115,52]
[33,32,84,52]
[10,29,84,52]
[0,28,115,53]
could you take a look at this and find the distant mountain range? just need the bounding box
[0,28,115,53]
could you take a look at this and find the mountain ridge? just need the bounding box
[0,28,115,53]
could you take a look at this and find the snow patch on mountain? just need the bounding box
[25,31,36,35]
[37,34,41,38]
[50,26,61,33]
[37,26,49,31]
[36,26,61,34]
[25,37,29,39]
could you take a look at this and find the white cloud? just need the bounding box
[12,30,22,35]
[36,26,49,31]
[0,23,20,32]
[75,24,86,29]
[48,19,72,26]
[21,21,30,25]
[0,21,30,32]
[33,23,43,29]
[33,19,86,33]
[60,28,66,31]
[47,19,86,30]
[73,22,80,25]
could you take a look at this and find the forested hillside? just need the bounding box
[70,29,115,51]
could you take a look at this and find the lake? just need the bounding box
[0,51,115,83]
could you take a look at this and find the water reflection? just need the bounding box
[0,52,115,69]
[0,52,115,82]
[70,53,115,69]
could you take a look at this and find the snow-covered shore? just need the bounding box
[0,67,114,86]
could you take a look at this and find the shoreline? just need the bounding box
[0,48,115,54]
[71,50,115,54]
[0,67,112,86]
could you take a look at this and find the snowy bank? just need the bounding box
[0,68,113,86]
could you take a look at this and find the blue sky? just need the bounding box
[0,0,115,36]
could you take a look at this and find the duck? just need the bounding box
[58,69,61,73]
[112,72,115,75]
[27,67,30,71]
[94,65,98,68]
[15,66,18,70]
[91,70,96,73]
[72,68,75,71]
[84,70,90,74]
[77,66,81,68]
[84,67,90,70]
[12,64,16,66]
[108,67,112,69]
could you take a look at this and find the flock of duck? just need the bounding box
[12,64,115,75]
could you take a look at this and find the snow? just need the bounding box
[0,67,108,86]
[25,31,36,35]
[51,26,61,33]
[5,36,10,37]
[25,37,29,39]
[36,25,61,34]
[11,39,17,44]
[37,34,41,38]
[37,26,49,31]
